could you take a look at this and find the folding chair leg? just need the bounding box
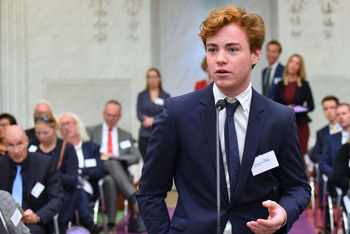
[124,199,129,234]
[93,199,100,224]
[327,195,334,233]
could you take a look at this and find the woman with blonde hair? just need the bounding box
[28,112,79,232]
[274,54,314,161]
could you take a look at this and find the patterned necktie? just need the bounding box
[332,125,338,134]
[107,127,113,154]
[264,67,272,97]
[12,165,23,207]
[225,100,240,198]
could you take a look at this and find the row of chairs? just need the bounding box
[308,160,350,234]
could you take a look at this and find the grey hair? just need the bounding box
[57,112,90,142]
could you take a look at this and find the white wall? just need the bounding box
[1,0,349,144]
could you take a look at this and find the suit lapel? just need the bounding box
[25,154,38,198]
[233,90,265,201]
[199,83,230,205]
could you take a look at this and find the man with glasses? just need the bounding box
[58,112,104,233]
[0,125,63,234]
[87,100,146,233]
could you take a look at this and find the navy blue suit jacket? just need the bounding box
[137,83,310,234]
[0,153,63,224]
[81,141,105,196]
[310,125,329,163]
[319,132,342,179]
[262,63,284,100]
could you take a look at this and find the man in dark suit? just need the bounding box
[59,112,104,234]
[262,40,284,100]
[25,101,52,140]
[137,6,310,234]
[87,100,145,233]
[319,103,350,180]
[0,125,63,234]
[310,95,341,163]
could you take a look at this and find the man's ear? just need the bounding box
[251,49,262,66]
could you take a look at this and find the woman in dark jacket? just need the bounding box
[137,68,170,159]
[28,112,78,232]
[275,54,314,161]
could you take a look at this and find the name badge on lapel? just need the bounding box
[251,150,279,176]
[154,98,164,106]
[28,145,38,152]
[85,158,97,168]
[120,140,131,149]
[10,208,22,227]
[31,182,45,198]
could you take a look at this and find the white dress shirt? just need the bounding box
[213,82,252,233]
[100,122,119,156]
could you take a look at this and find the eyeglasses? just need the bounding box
[0,123,9,128]
[35,115,52,123]
[60,121,76,128]
[6,143,25,151]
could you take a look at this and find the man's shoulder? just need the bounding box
[168,85,210,107]
[82,141,100,150]
[252,89,291,113]
[317,125,329,135]
[86,124,102,133]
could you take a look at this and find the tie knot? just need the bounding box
[225,100,240,117]
[16,165,21,172]
[108,127,112,132]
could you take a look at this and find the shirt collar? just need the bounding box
[270,61,279,70]
[213,82,252,112]
[103,121,116,131]
[74,140,83,151]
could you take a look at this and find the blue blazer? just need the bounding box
[310,125,329,163]
[81,141,105,196]
[319,132,342,179]
[137,83,310,234]
[262,63,284,100]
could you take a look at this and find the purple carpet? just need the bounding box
[289,211,316,234]
[116,209,315,233]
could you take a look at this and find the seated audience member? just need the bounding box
[28,112,79,232]
[332,139,350,195]
[0,113,17,155]
[137,68,170,159]
[87,100,146,233]
[25,101,52,140]
[0,125,63,234]
[194,56,212,90]
[0,190,30,233]
[310,95,341,163]
[58,112,105,233]
[320,103,350,184]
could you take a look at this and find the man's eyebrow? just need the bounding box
[206,43,218,47]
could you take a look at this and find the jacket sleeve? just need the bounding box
[81,143,105,180]
[137,98,178,234]
[332,144,350,192]
[36,158,64,224]
[319,136,333,179]
[58,144,78,192]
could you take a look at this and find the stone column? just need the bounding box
[0,0,28,126]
